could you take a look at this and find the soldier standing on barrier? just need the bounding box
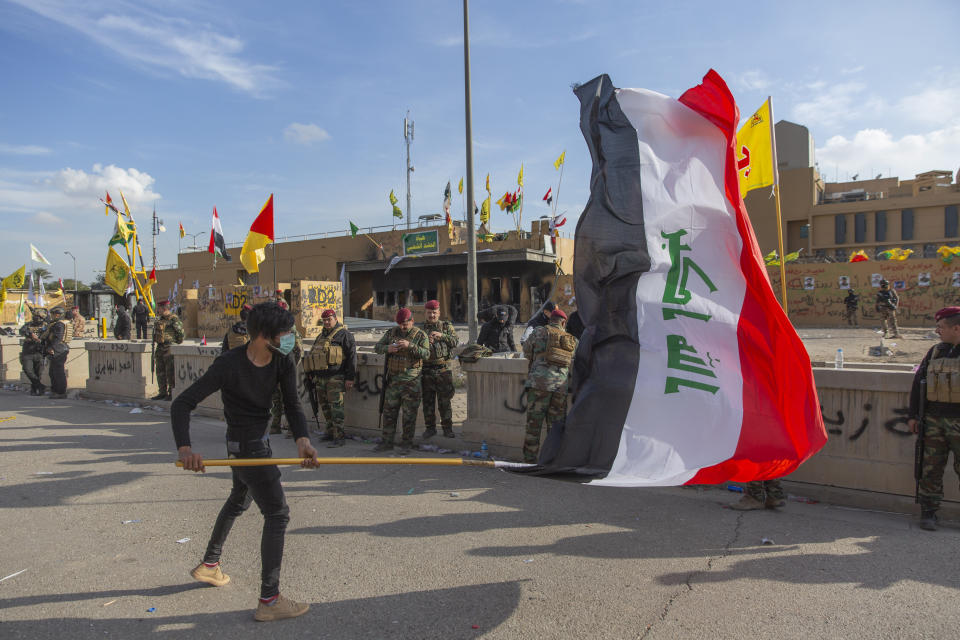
[40,307,72,399]
[908,306,960,531]
[19,308,48,396]
[374,308,429,454]
[522,308,577,463]
[420,299,458,439]
[304,309,356,447]
[152,300,185,401]
[876,279,902,338]
[222,304,253,353]
[133,298,150,340]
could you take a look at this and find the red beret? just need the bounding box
[935,306,960,322]
[241,303,253,311]
[275,289,283,294]
[425,300,439,310]
[158,299,171,307]
[320,309,336,319]
[277,300,289,310]
[551,309,568,320]
[396,308,412,323]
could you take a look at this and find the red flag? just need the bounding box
[543,187,552,202]
[58,278,64,291]
[148,268,157,284]
[105,191,113,205]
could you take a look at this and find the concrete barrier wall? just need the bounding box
[86,341,156,400]
[17,340,89,391]
[460,355,530,459]
[1,337,23,383]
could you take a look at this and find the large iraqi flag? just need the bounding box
[536,71,826,486]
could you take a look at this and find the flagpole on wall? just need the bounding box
[463,0,479,341]
[553,151,566,218]
[768,96,788,314]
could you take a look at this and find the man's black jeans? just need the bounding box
[202,438,290,599]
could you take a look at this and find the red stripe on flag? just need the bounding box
[678,70,826,485]
[250,194,275,240]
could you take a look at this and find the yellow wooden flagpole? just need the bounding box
[176,457,533,469]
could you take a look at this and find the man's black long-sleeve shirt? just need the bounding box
[171,346,308,448]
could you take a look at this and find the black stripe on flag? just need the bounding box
[532,75,651,479]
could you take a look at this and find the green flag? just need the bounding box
[392,205,403,218]
[109,211,134,247]
[350,221,359,237]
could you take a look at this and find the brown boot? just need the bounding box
[254,594,310,622]
[729,495,765,510]
[190,563,230,587]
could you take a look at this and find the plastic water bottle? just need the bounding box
[835,348,843,369]
[480,440,489,460]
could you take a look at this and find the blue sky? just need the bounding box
[1,0,958,282]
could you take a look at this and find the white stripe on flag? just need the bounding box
[591,88,746,487]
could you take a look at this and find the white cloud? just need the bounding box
[840,65,864,75]
[283,123,330,146]
[0,143,52,155]
[816,126,960,180]
[791,82,866,129]
[32,211,64,225]
[738,70,771,91]
[9,1,281,96]
[0,163,160,214]
[896,87,960,127]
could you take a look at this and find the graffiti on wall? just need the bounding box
[770,258,960,326]
[293,281,343,338]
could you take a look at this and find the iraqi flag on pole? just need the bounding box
[208,207,231,261]
[532,71,826,486]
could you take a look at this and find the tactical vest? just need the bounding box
[423,321,452,365]
[927,351,960,403]
[304,326,345,373]
[62,319,74,344]
[386,327,424,375]
[154,315,178,344]
[41,319,72,347]
[226,329,249,350]
[538,325,576,367]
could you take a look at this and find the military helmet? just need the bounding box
[879,279,889,286]
[31,307,48,320]
[50,307,65,317]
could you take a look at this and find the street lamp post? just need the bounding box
[64,251,77,308]
[186,232,205,251]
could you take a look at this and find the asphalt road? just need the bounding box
[1,390,958,639]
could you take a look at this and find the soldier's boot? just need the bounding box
[319,432,334,442]
[442,427,456,438]
[421,428,438,440]
[919,509,938,531]
[326,434,345,448]
[764,495,786,509]
[398,439,413,454]
[729,495,766,511]
[152,392,167,400]
[373,442,394,453]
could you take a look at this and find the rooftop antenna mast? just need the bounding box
[404,111,414,229]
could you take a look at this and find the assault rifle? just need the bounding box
[150,341,155,384]
[914,378,927,503]
[378,353,391,429]
[305,373,323,432]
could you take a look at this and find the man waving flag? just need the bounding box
[531,71,825,487]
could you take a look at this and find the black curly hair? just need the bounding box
[246,302,294,340]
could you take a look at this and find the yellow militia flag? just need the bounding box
[104,247,131,296]
[480,196,491,224]
[554,151,565,170]
[2,265,26,290]
[485,174,490,193]
[517,164,524,187]
[735,99,776,196]
[389,189,398,206]
[119,190,132,217]
[458,177,463,194]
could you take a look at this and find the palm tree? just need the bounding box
[32,267,51,282]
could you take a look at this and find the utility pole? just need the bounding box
[404,112,414,230]
[151,205,163,271]
[463,0,478,341]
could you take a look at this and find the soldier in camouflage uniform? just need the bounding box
[221,304,252,353]
[522,309,577,463]
[374,308,429,454]
[20,308,48,396]
[875,279,901,338]
[269,325,302,435]
[152,300,185,401]
[305,309,356,447]
[908,306,960,531]
[40,307,73,398]
[420,299,458,439]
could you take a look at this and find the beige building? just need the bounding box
[156,218,572,324]
[745,121,960,262]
